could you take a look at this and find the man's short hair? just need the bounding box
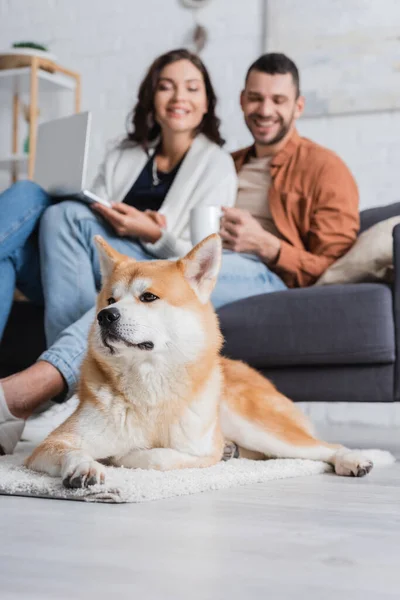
[245,53,300,98]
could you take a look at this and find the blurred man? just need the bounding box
[214,53,359,307]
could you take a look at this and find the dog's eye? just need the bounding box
[107,297,116,306]
[139,292,159,303]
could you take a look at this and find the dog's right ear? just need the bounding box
[94,235,125,280]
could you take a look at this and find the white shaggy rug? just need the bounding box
[0,444,332,503]
[0,400,395,504]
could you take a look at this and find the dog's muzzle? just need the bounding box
[96,307,154,352]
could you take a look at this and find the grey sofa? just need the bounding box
[218,203,400,403]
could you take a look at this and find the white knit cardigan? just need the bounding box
[90,134,237,258]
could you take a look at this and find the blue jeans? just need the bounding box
[0,181,286,396]
[0,181,51,338]
[214,250,287,309]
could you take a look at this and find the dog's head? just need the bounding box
[91,234,223,364]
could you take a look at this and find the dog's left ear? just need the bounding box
[178,234,222,304]
[94,235,127,280]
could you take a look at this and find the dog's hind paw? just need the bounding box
[334,450,373,478]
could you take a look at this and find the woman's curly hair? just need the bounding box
[126,48,224,150]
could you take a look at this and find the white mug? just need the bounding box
[190,205,222,246]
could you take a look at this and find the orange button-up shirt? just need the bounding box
[232,129,360,288]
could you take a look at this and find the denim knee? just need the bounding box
[41,199,94,227]
[11,179,45,195]
[40,200,95,238]
[9,180,50,210]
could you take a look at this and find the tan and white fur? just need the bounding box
[26,235,394,488]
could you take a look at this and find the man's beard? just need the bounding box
[247,112,294,146]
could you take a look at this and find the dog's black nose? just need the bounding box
[97,307,121,327]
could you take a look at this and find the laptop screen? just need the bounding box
[34,112,91,195]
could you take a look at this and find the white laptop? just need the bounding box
[34,112,111,207]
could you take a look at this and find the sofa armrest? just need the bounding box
[392,223,400,399]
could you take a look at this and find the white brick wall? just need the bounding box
[297,111,400,211]
[0,0,262,189]
[267,0,400,210]
[1,0,399,210]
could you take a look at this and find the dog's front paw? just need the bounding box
[62,459,106,489]
[334,450,373,478]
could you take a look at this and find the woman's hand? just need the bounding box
[92,203,162,243]
[144,209,167,229]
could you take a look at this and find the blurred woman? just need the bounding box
[0,48,236,455]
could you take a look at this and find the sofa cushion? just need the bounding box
[218,283,395,369]
[316,216,400,285]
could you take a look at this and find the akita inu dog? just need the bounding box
[26,234,390,488]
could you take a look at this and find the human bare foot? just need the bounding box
[1,361,65,420]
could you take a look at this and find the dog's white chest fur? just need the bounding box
[82,364,223,462]
[168,367,222,456]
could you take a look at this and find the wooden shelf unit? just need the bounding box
[0,56,81,183]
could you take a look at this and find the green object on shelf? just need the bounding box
[24,135,29,154]
[12,42,49,52]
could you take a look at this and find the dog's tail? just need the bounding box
[356,449,396,467]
